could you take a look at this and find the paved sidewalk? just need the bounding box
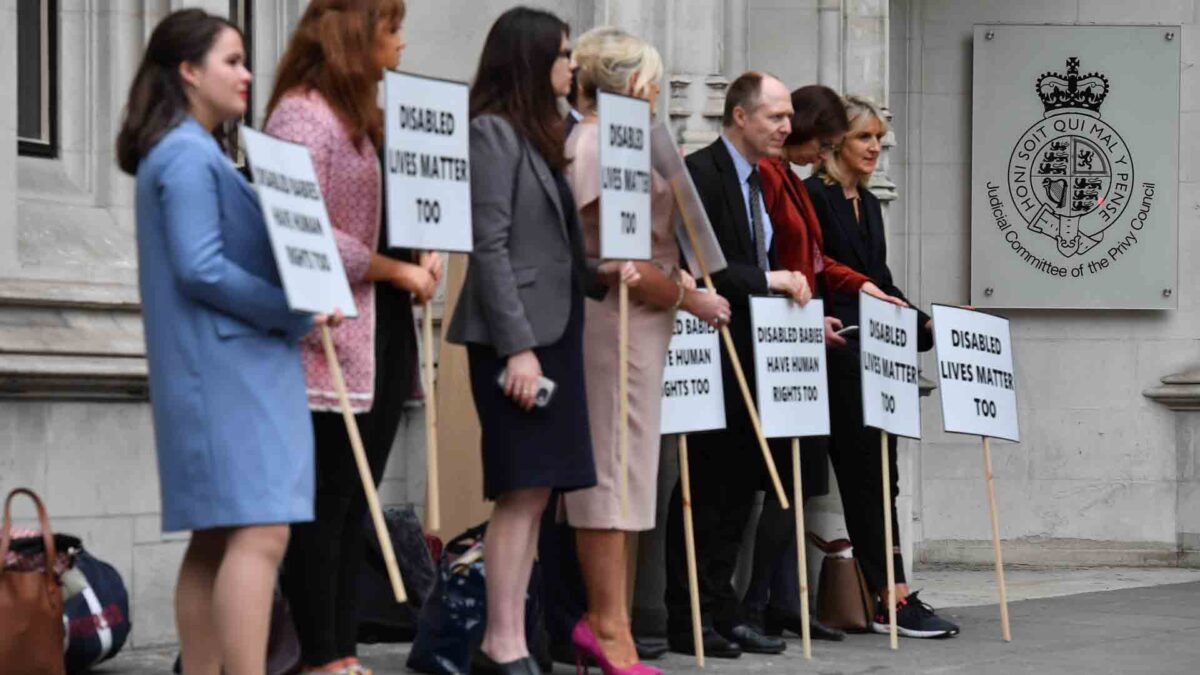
[97,570,1200,674]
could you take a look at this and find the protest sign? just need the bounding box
[241,127,357,317]
[649,121,727,275]
[660,308,726,435]
[242,126,405,602]
[931,304,1018,641]
[749,297,829,438]
[383,70,471,252]
[931,305,1019,442]
[598,91,652,261]
[859,291,921,439]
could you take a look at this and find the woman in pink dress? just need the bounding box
[561,27,731,675]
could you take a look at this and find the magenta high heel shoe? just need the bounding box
[570,619,662,675]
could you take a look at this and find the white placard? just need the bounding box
[660,309,725,435]
[598,91,651,261]
[241,127,358,317]
[750,297,829,438]
[383,70,471,252]
[932,305,1020,442]
[648,121,728,275]
[859,292,920,438]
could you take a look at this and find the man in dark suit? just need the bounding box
[663,71,816,658]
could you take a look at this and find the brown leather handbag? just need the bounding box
[807,532,876,633]
[0,488,66,674]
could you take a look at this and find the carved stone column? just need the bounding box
[666,0,726,153]
[1144,371,1200,566]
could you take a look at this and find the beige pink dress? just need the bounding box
[562,120,679,531]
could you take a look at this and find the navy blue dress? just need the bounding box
[466,170,596,500]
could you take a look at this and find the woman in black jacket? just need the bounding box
[805,95,959,640]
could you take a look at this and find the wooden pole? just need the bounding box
[982,436,1012,642]
[320,325,407,603]
[678,434,705,668]
[619,278,630,518]
[669,180,789,509]
[881,429,897,649]
[422,301,440,532]
[791,438,811,660]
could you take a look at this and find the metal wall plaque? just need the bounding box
[970,25,1179,309]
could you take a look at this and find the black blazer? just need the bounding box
[685,138,776,425]
[804,175,933,352]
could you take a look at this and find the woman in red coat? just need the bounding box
[743,84,903,640]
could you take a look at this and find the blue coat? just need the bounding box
[135,117,315,532]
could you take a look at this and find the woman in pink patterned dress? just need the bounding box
[263,1,442,673]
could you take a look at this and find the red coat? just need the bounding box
[758,158,870,297]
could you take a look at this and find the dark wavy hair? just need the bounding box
[784,84,849,147]
[266,0,406,150]
[469,6,569,169]
[115,9,241,175]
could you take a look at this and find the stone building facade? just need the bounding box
[2,0,1198,648]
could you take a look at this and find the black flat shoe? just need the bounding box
[725,623,787,654]
[634,636,669,661]
[469,650,535,675]
[667,626,743,658]
[763,609,846,641]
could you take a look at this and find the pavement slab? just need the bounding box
[95,576,1200,674]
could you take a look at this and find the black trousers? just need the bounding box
[281,284,416,664]
[826,350,905,596]
[742,439,829,620]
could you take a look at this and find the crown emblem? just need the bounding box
[1036,57,1109,114]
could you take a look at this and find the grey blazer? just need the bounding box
[447,114,581,356]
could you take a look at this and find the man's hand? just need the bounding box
[862,281,907,307]
[767,270,813,305]
[824,316,847,347]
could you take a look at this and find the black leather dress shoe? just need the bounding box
[725,623,787,654]
[763,609,847,641]
[667,626,743,658]
[809,617,847,642]
[634,636,669,661]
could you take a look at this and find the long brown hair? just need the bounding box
[469,7,569,169]
[115,9,240,175]
[266,0,406,149]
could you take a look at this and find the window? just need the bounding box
[17,0,57,158]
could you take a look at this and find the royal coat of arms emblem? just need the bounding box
[1006,57,1132,258]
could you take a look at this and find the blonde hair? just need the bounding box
[817,94,889,187]
[574,26,663,106]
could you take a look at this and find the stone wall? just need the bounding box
[891,0,1200,566]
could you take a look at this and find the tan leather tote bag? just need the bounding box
[0,488,66,674]
[808,532,876,633]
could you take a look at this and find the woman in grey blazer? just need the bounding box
[446,8,635,675]
[116,10,327,673]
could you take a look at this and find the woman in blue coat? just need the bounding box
[116,9,326,673]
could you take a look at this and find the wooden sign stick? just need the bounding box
[678,434,705,668]
[982,436,1012,642]
[422,299,440,532]
[619,278,630,518]
[791,438,812,659]
[320,324,408,603]
[881,429,897,649]
[670,181,789,509]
